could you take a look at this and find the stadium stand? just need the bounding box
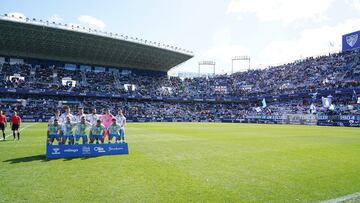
[0,16,359,127]
[0,49,359,126]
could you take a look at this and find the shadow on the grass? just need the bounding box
[3,155,48,164]
[4,155,101,163]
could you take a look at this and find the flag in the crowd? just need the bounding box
[353,89,357,102]
[255,107,262,113]
[310,103,316,113]
[329,104,335,111]
[322,95,332,108]
[262,98,267,108]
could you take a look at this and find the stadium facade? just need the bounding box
[0,15,360,127]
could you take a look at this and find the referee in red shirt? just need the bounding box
[0,110,7,141]
[10,111,21,140]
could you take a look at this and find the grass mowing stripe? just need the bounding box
[0,123,37,141]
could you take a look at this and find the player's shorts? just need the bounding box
[63,135,74,141]
[75,134,88,141]
[48,134,60,139]
[12,124,19,131]
[90,134,102,140]
[120,129,125,138]
[109,133,120,140]
[0,123,5,131]
[103,130,109,138]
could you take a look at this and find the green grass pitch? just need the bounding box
[0,122,359,202]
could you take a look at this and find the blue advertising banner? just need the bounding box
[46,143,129,159]
[342,30,360,51]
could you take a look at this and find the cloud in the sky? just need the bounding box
[77,15,106,30]
[227,0,335,23]
[257,18,360,66]
[345,0,360,11]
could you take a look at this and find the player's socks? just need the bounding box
[17,132,20,140]
[2,132,5,140]
[13,132,15,140]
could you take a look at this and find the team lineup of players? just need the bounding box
[47,106,126,145]
[0,110,22,141]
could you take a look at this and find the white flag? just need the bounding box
[262,98,267,108]
[310,103,316,113]
[322,96,332,108]
[255,107,262,112]
[329,104,335,111]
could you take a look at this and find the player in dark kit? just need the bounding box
[10,111,21,140]
[0,111,7,141]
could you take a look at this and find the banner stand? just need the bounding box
[46,143,129,159]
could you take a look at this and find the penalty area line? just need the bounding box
[321,192,360,203]
[0,123,37,141]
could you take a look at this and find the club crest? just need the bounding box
[346,34,358,47]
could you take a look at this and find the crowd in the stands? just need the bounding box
[1,49,360,99]
[0,94,359,122]
[0,49,360,119]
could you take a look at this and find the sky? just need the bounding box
[1,0,360,75]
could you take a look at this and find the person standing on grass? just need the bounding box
[47,119,61,145]
[0,111,7,141]
[48,109,61,126]
[116,110,127,143]
[87,108,99,126]
[59,105,74,141]
[100,109,114,141]
[75,107,86,123]
[108,118,121,144]
[89,119,105,144]
[74,116,91,144]
[87,108,99,142]
[61,116,76,145]
[59,105,74,124]
[10,111,21,140]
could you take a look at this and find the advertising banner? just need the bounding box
[46,143,129,159]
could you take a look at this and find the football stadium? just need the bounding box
[1,1,360,202]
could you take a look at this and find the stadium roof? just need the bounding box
[0,15,194,72]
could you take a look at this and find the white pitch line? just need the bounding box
[0,123,37,141]
[320,192,360,203]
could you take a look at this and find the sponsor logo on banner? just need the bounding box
[108,146,124,152]
[94,146,106,153]
[64,148,79,153]
[82,146,91,155]
[346,34,358,47]
[52,148,61,155]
